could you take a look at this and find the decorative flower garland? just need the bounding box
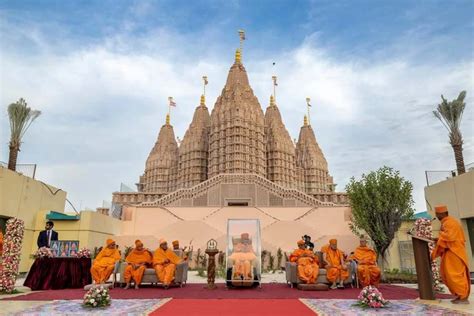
[83,286,111,308]
[34,247,54,259]
[75,248,91,258]
[354,285,389,309]
[414,218,443,292]
[0,218,25,293]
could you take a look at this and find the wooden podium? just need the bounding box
[410,234,435,300]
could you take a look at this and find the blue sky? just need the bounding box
[0,0,473,212]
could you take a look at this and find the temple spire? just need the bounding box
[269,95,275,106]
[235,49,241,63]
[200,94,206,106]
[304,115,308,126]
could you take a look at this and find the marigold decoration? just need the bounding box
[414,218,444,292]
[34,247,53,259]
[354,285,389,309]
[75,248,91,258]
[0,218,25,293]
[83,286,111,308]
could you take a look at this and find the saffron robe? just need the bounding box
[153,248,182,285]
[229,243,257,280]
[124,249,152,285]
[91,247,121,283]
[289,248,319,284]
[432,215,470,299]
[350,246,380,287]
[324,247,349,283]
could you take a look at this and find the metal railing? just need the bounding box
[0,161,37,179]
[425,162,473,186]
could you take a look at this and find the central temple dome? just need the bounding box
[208,50,266,178]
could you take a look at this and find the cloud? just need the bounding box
[0,13,472,213]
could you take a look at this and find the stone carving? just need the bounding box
[136,49,335,200]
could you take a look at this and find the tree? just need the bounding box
[433,91,467,175]
[346,166,414,267]
[7,98,41,171]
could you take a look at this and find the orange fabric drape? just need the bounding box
[324,247,349,283]
[432,216,471,299]
[0,231,3,257]
[350,246,380,287]
[90,247,121,283]
[124,249,152,285]
[290,248,319,284]
[229,246,257,280]
[153,248,182,285]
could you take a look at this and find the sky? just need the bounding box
[0,0,473,212]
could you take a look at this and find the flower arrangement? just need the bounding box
[34,247,53,259]
[83,286,111,308]
[75,247,91,258]
[354,285,389,309]
[414,218,443,292]
[0,218,25,293]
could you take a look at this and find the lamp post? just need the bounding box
[205,239,219,289]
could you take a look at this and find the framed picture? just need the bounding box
[51,240,80,257]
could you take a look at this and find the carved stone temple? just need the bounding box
[113,48,347,209]
[111,45,355,254]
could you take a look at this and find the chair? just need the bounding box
[117,249,189,288]
[285,251,353,288]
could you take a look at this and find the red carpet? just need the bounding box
[149,299,315,316]
[3,283,453,301]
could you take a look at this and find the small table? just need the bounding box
[24,257,92,290]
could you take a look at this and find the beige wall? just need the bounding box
[0,167,67,272]
[117,205,359,256]
[425,170,474,271]
[0,167,123,272]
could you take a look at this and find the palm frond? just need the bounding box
[8,98,41,147]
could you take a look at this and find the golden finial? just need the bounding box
[166,113,170,125]
[200,94,205,105]
[270,95,275,106]
[304,115,308,126]
[235,48,241,63]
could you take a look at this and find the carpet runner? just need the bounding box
[3,284,454,301]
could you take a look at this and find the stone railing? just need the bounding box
[141,173,339,207]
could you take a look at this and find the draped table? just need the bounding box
[24,257,92,290]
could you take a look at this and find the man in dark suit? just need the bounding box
[37,220,58,248]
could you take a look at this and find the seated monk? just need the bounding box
[124,240,152,290]
[153,239,182,289]
[323,239,349,289]
[432,205,470,304]
[228,233,257,280]
[289,240,319,284]
[349,236,380,287]
[91,238,121,284]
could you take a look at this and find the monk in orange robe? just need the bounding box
[432,205,470,304]
[289,240,319,284]
[228,233,257,280]
[153,239,182,288]
[349,236,380,287]
[323,239,349,289]
[91,238,121,284]
[124,240,152,289]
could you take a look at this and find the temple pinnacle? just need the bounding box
[270,95,275,106]
[166,113,170,125]
[304,115,308,126]
[200,94,206,106]
[235,48,241,63]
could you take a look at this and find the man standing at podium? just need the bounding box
[432,205,470,304]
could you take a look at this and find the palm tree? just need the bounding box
[7,98,41,171]
[433,91,467,175]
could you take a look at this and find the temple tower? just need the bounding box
[208,49,266,178]
[177,95,211,188]
[138,114,179,193]
[295,116,334,194]
[264,95,296,188]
